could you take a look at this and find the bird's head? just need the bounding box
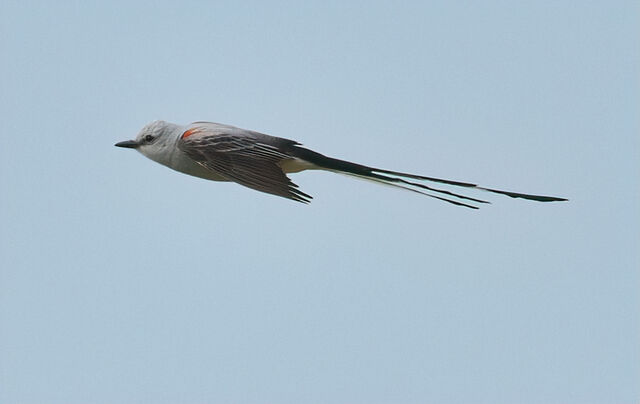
[115,120,181,165]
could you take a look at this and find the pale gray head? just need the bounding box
[115,120,172,149]
[115,120,183,165]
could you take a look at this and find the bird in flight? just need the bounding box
[115,120,567,209]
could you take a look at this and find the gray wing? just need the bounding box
[178,127,313,203]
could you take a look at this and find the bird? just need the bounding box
[115,120,567,209]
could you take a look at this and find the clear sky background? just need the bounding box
[1,1,638,403]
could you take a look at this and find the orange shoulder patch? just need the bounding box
[182,128,200,139]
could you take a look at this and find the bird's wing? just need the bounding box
[178,125,312,203]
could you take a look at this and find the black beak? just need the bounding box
[115,140,140,149]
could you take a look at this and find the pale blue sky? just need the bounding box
[1,1,638,403]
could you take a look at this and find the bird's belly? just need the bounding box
[170,154,228,181]
[279,158,317,173]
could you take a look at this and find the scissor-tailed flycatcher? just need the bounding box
[115,120,566,209]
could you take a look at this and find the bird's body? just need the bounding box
[115,120,566,208]
[137,122,229,182]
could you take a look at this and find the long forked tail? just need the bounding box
[290,146,567,209]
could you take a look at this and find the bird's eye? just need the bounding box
[144,135,155,142]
